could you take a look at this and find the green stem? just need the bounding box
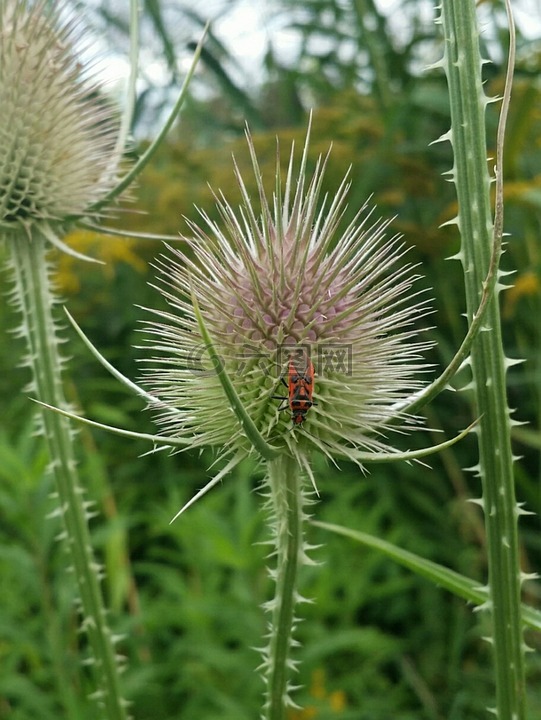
[83,25,207,217]
[440,3,526,719]
[264,454,305,720]
[8,231,127,720]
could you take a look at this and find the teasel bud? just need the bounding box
[0,0,119,234]
[142,125,432,470]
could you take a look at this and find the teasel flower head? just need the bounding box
[143,124,432,471]
[0,0,120,237]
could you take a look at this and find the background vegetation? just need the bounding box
[0,1,539,718]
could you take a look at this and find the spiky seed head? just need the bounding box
[142,126,432,466]
[0,0,119,230]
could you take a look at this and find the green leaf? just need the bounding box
[313,520,541,633]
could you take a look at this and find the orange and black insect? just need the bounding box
[273,353,316,426]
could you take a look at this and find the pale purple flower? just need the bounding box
[142,127,432,467]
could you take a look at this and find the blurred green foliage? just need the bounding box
[1,1,540,718]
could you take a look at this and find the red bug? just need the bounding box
[273,353,316,426]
